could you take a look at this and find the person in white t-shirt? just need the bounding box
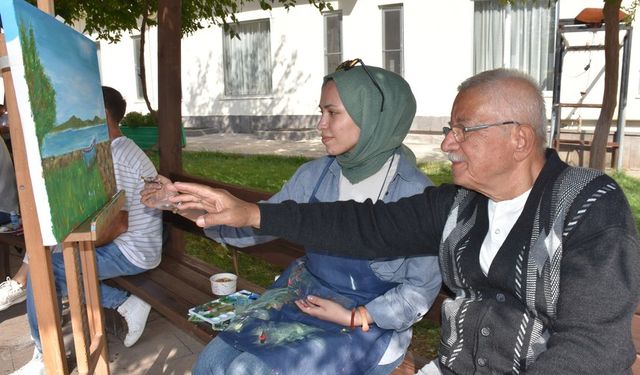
[11,86,163,375]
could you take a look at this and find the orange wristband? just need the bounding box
[357,306,369,332]
[350,308,356,329]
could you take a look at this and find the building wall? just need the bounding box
[95,0,640,136]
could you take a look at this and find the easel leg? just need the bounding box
[62,240,110,375]
[63,241,90,374]
[30,247,69,374]
[79,241,109,374]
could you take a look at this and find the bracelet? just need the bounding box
[357,306,369,332]
[350,308,356,329]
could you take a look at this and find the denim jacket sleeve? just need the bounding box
[366,155,442,331]
[366,256,442,331]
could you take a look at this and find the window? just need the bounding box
[324,12,343,74]
[223,19,272,96]
[474,0,557,89]
[132,35,143,99]
[381,5,403,76]
[95,41,102,80]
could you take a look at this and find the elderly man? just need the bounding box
[170,69,640,374]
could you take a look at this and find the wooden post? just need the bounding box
[157,0,182,177]
[157,0,185,257]
[0,34,69,374]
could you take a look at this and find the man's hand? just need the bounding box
[171,182,261,228]
[294,295,352,326]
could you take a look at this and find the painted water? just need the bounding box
[41,124,108,158]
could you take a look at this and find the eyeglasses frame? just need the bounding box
[335,58,385,112]
[442,121,521,143]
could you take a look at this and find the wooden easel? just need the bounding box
[0,2,117,373]
[62,191,124,375]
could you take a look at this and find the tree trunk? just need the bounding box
[589,0,621,170]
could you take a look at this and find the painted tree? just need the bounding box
[19,20,56,145]
[32,0,331,118]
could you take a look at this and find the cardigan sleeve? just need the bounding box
[258,184,458,259]
[524,185,640,374]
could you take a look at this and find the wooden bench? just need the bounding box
[555,138,620,168]
[109,172,437,374]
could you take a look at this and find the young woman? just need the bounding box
[145,61,442,375]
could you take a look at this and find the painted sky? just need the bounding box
[1,0,105,125]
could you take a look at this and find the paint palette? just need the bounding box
[188,290,259,330]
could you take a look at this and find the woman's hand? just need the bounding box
[171,182,261,228]
[294,295,352,326]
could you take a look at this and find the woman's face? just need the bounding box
[317,80,361,156]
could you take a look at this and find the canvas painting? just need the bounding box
[0,0,116,245]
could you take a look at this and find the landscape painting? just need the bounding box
[0,0,116,245]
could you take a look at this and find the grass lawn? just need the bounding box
[148,150,640,360]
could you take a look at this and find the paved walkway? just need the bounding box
[184,131,449,163]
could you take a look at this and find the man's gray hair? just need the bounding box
[458,68,547,149]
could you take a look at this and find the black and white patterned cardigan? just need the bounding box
[437,150,639,374]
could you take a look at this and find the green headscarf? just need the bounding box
[324,65,416,183]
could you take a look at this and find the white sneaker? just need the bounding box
[11,348,44,375]
[0,277,26,311]
[117,294,151,347]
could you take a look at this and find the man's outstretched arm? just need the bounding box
[171,181,458,260]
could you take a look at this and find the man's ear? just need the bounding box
[513,124,536,162]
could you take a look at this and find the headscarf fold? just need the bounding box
[324,66,416,183]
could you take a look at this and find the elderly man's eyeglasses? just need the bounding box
[442,121,521,143]
[335,58,385,112]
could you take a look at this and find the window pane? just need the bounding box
[384,9,401,50]
[223,20,272,96]
[473,0,556,90]
[325,14,341,54]
[510,1,555,89]
[326,53,343,73]
[383,50,402,75]
[132,36,143,99]
[325,13,342,74]
[473,1,505,74]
